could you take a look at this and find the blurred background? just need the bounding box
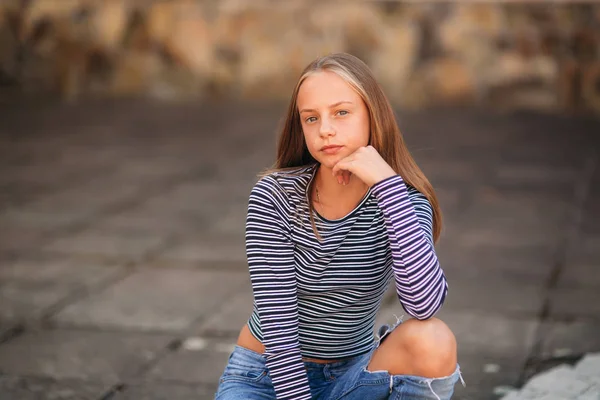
[0,1,599,399]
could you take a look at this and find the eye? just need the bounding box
[305,116,317,123]
[336,110,349,116]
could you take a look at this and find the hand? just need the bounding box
[331,146,397,187]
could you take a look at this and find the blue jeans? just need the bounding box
[215,323,465,399]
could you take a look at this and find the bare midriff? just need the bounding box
[236,324,351,364]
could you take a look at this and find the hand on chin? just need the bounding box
[318,156,343,171]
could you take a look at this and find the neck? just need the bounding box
[314,164,368,203]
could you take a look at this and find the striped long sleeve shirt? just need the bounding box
[245,164,448,400]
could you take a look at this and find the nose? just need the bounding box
[319,117,336,137]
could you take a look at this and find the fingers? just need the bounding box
[331,158,353,177]
[333,166,351,185]
[342,170,351,185]
[331,146,375,185]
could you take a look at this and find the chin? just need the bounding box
[316,157,340,170]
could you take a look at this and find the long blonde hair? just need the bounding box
[266,53,443,243]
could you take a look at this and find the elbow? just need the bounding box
[402,281,447,320]
[407,307,440,321]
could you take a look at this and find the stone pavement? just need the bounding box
[0,99,599,400]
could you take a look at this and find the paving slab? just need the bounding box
[1,101,599,399]
[429,186,463,215]
[435,241,555,280]
[115,160,196,182]
[439,271,546,316]
[548,287,600,320]
[0,321,21,342]
[0,258,125,322]
[456,226,561,250]
[208,206,249,236]
[42,229,167,262]
[0,208,93,230]
[21,179,145,215]
[561,236,600,288]
[140,181,253,214]
[137,340,232,386]
[0,256,125,288]
[558,262,600,288]
[114,383,215,400]
[196,286,254,337]
[462,191,571,235]
[0,375,111,400]
[0,225,46,254]
[0,280,77,321]
[0,329,173,383]
[451,353,524,400]
[157,235,247,265]
[52,269,249,331]
[540,321,600,359]
[566,236,600,264]
[94,211,206,236]
[435,310,539,360]
[493,163,579,187]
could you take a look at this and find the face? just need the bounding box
[296,70,370,169]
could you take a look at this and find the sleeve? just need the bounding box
[245,177,312,400]
[370,175,448,320]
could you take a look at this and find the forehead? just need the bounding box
[297,71,360,106]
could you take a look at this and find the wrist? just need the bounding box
[371,174,402,194]
[372,170,398,187]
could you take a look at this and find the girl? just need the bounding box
[215,53,464,400]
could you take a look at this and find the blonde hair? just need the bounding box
[266,53,443,243]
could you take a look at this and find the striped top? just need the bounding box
[245,164,448,400]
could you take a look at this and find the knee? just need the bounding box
[388,317,457,377]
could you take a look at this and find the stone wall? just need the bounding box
[1,0,599,112]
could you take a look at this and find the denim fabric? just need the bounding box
[215,322,465,400]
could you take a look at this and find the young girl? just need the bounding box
[215,53,464,400]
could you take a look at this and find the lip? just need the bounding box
[321,145,343,154]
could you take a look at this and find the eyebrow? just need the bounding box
[299,101,353,114]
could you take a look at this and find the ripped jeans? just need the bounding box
[215,320,466,400]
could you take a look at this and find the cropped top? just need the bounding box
[245,164,448,399]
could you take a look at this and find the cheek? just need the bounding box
[302,128,319,153]
[343,119,370,147]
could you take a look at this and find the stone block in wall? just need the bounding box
[1,0,598,113]
[484,52,558,88]
[90,0,127,53]
[232,2,349,99]
[235,8,301,99]
[108,50,163,96]
[439,4,506,66]
[369,22,421,103]
[148,1,215,78]
[21,0,85,41]
[337,3,384,64]
[0,2,20,86]
[558,58,581,110]
[581,62,600,113]
[483,52,559,111]
[424,57,476,104]
[146,1,176,45]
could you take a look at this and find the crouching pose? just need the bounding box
[215,52,465,400]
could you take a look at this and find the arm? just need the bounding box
[246,177,312,400]
[370,175,448,319]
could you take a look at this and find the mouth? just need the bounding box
[321,145,343,154]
